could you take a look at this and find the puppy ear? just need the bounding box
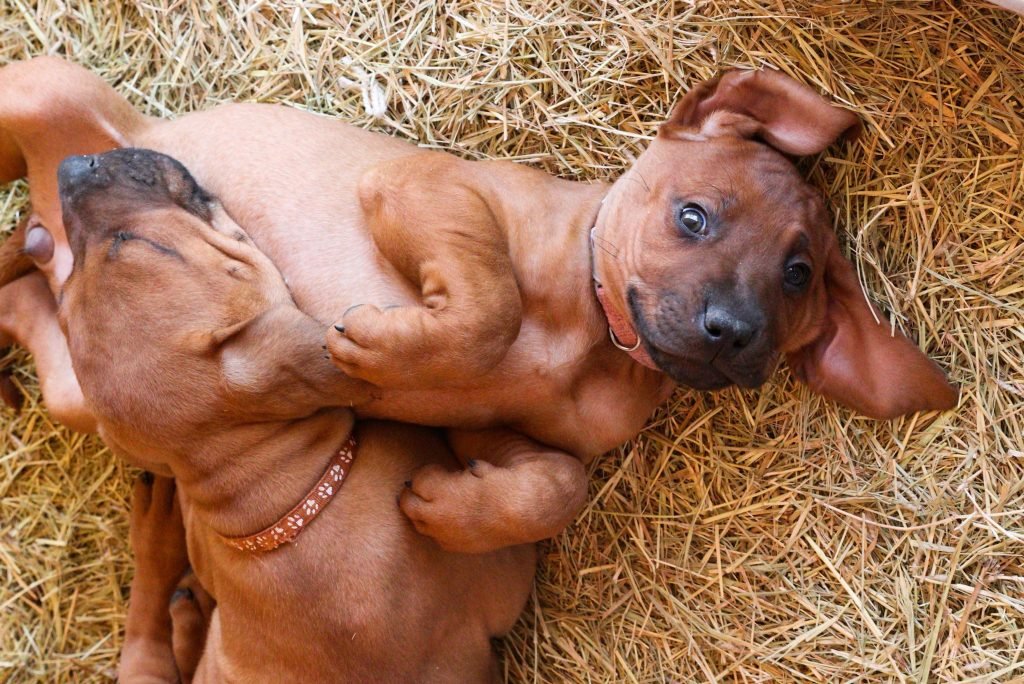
[661,69,860,155]
[786,241,957,419]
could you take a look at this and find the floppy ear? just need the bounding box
[786,240,957,419]
[661,69,860,155]
[206,303,375,418]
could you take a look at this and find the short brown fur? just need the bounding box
[57,149,535,682]
[0,58,956,557]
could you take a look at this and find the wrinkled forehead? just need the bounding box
[69,205,196,275]
[64,163,214,263]
[62,214,223,397]
[647,136,806,193]
[644,135,830,230]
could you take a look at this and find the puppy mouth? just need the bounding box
[627,287,772,390]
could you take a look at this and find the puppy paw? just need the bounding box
[170,571,214,680]
[399,461,516,554]
[326,304,440,388]
[129,473,189,590]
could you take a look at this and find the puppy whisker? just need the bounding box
[622,169,651,193]
[593,234,620,259]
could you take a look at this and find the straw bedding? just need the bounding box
[1,1,1021,682]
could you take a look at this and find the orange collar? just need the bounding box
[221,437,357,553]
[590,228,658,370]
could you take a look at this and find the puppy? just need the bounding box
[0,58,956,553]
[55,148,535,682]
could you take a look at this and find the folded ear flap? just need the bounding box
[661,69,861,156]
[786,241,957,419]
[205,304,373,417]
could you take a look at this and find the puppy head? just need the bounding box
[57,148,282,445]
[596,70,956,417]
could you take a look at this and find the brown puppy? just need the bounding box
[0,58,956,553]
[56,148,535,682]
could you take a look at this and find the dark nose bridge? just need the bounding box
[60,148,168,194]
[59,151,140,253]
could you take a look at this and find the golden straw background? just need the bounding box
[1,1,1022,681]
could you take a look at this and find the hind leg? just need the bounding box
[0,272,95,432]
[120,473,191,683]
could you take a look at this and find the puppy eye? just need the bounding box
[784,262,811,291]
[676,203,708,237]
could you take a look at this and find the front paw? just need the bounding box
[326,304,436,388]
[398,461,517,554]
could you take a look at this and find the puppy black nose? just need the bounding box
[57,154,98,190]
[702,305,757,351]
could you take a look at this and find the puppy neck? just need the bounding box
[168,409,356,540]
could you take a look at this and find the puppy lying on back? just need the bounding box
[322,70,957,547]
[0,60,956,553]
[56,148,535,683]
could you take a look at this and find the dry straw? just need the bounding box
[1,1,1022,682]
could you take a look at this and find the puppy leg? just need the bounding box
[0,56,147,289]
[399,428,588,553]
[327,152,522,389]
[170,571,215,684]
[216,302,378,418]
[0,272,96,432]
[119,474,191,683]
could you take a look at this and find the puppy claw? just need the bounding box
[334,324,345,334]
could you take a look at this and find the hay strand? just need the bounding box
[1,1,1022,682]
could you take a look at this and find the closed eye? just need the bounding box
[108,230,184,261]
